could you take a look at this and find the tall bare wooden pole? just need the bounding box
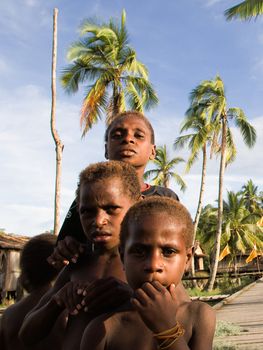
[51,8,63,235]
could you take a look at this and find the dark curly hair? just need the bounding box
[76,160,141,206]
[20,233,58,292]
[120,196,194,251]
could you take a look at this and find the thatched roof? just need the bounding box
[0,232,30,250]
[194,241,206,257]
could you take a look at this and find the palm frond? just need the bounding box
[225,0,263,21]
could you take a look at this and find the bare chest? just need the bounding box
[70,254,126,283]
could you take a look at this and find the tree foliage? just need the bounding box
[225,0,263,21]
[61,10,158,136]
[144,145,186,191]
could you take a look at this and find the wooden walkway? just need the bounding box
[213,277,263,349]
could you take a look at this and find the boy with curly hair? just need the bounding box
[80,197,216,350]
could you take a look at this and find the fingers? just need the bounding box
[132,281,171,308]
[168,283,176,301]
[55,281,86,315]
[47,237,85,267]
[81,278,132,313]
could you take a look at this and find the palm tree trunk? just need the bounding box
[193,145,207,237]
[207,114,227,291]
[51,8,63,235]
[164,176,169,188]
[191,145,207,280]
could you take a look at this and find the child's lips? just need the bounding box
[119,149,136,156]
[91,232,112,242]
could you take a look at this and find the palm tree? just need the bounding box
[174,109,220,281]
[239,179,263,214]
[61,10,158,136]
[197,193,263,275]
[144,145,186,191]
[221,190,263,273]
[196,204,218,250]
[187,75,256,291]
[174,105,220,244]
[225,0,263,21]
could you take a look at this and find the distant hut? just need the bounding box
[0,232,30,301]
[194,241,206,271]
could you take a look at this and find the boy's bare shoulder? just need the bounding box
[81,307,154,350]
[189,299,215,317]
[190,300,216,338]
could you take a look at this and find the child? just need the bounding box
[80,197,216,350]
[19,161,141,350]
[49,111,179,268]
[0,234,65,350]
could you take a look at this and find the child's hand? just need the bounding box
[47,236,85,270]
[131,281,178,333]
[52,281,87,315]
[80,277,132,314]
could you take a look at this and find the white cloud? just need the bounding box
[24,0,38,7]
[0,83,105,236]
[0,0,50,39]
[0,56,9,74]
[203,0,222,7]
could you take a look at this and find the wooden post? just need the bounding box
[50,8,63,235]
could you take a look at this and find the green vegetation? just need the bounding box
[182,75,257,292]
[144,145,186,191]
[174,103,219,251]
[215,320,242,337]
[213,320,244,350]
[225,0,263,21]
[196,180,263,276]
[184,274,256,297]
[61,10,158,136]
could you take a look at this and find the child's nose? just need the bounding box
[95,210,108,227]
[144,252,164,273]
[122,132,135,143]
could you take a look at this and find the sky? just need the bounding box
[0,0,262,237]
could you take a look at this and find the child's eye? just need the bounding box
[110,131,122,139]
[135,132,145,139]
[162,248,177,257]
[80,208,94,217]
[105,206,120,215]
[131,246,145,257]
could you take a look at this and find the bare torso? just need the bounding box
[63,250,126,350]
[81,298,199,350]
[0,289,66,350]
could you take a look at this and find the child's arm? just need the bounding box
[19,267,72,346]
[0,314,5,350]
[80,315,108,350]
[132,281,215,350]
[131,281,191,350]
[187,301,216,350]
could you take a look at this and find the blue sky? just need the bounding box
[1,0,262,236]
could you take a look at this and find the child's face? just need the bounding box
[79,177,135,250]
[105,115,156,170]
[122,212,193,290]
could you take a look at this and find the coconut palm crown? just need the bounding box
[225,0,263,21]
[61,10,158,136]
[144,145,186,191]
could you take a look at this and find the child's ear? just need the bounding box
[104,143,109,159]
[185,246,194,272]
[149,145,156,160]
